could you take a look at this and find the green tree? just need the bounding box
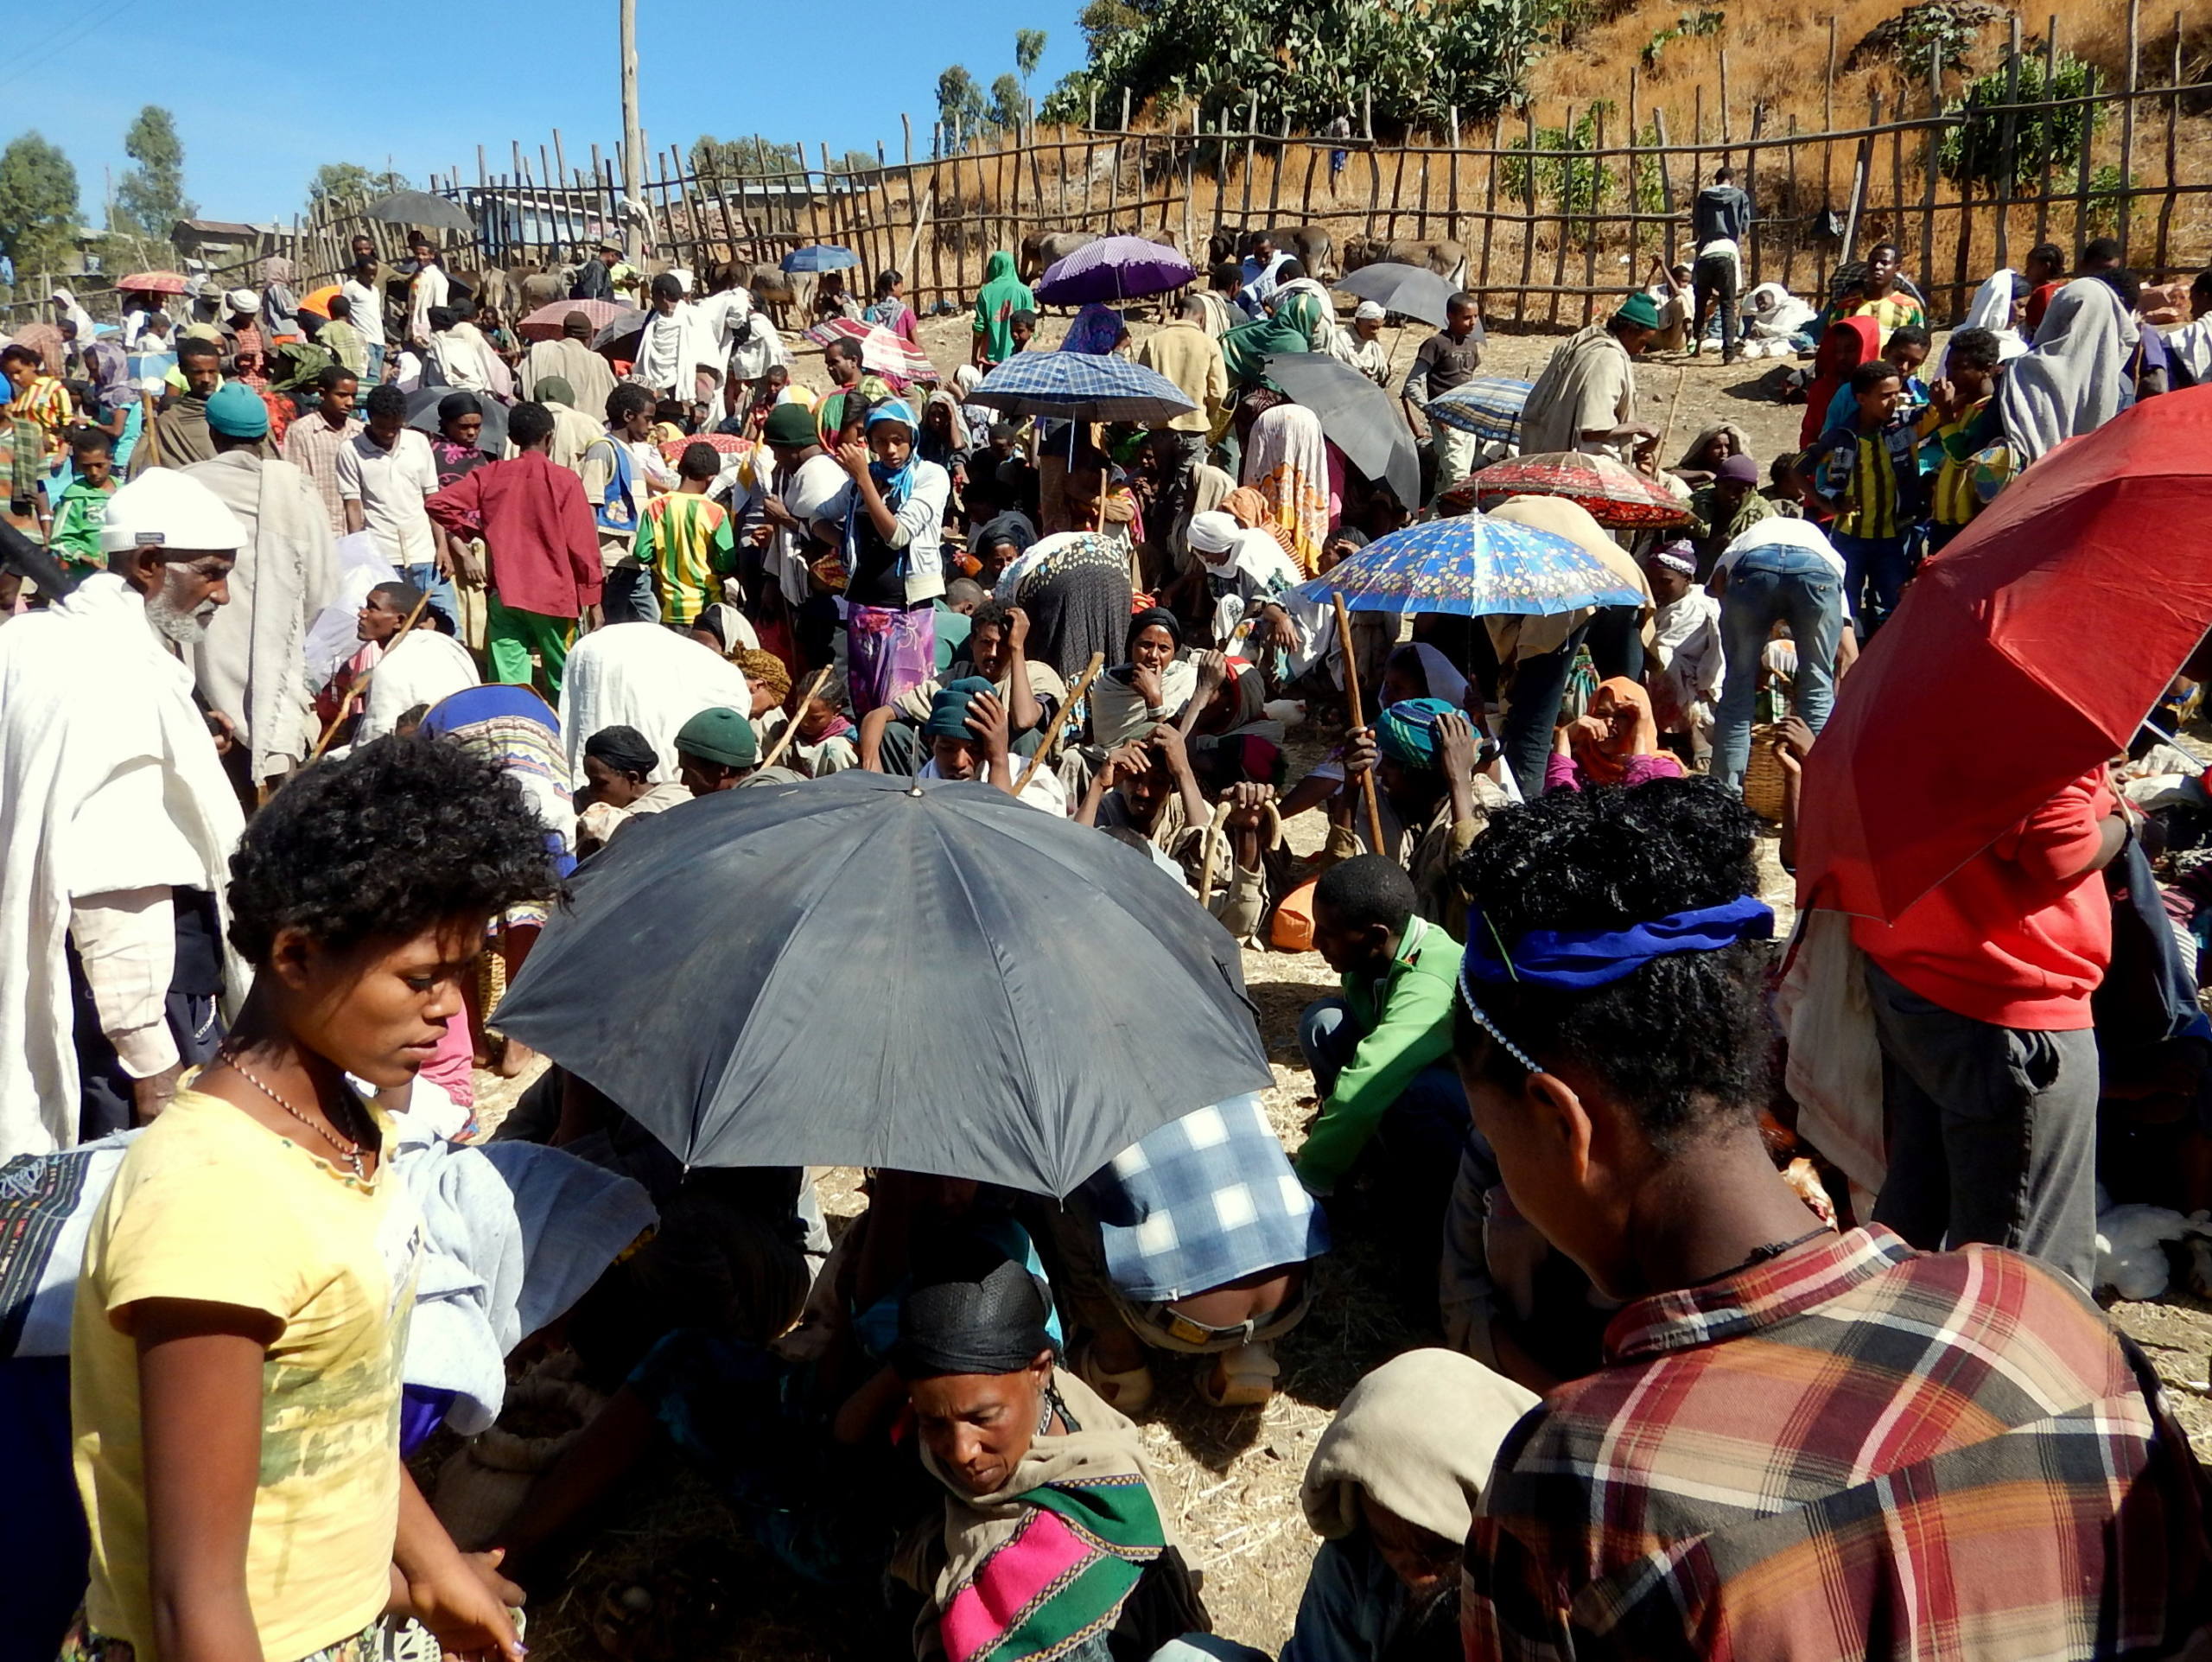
[0,132,80,277]
[938,66,991,146]
[308,162,410,207]
[1937,52,2098,195]
[112,105,194,238]
[690,135,804,179]
[1015,28,1048,89]
[990,73,1027,132]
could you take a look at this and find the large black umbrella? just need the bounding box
[364,188,475,235]
[1333,262,1458,329]
[589,308,648,359]
[495,772,1273,1195]
[1263,351,1422,509]
[404,386,508,455]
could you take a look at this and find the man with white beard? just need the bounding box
[0,469,249,1156]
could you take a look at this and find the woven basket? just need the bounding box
[1741,723,1789,823]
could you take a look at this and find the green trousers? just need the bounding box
[485,595,577,703]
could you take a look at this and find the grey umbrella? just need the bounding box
[405,386,507,455]
[1262,351,1423,510]
[589,308,648,357]
[1333,262,1459,330]
[363,189,475,235]
[495,771,1273,1197]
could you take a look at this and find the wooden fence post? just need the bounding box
[2156,15,2182,275]
[1919,47,1942,315]
[1446,107,1463,245]
[2034,17,2060,249]
[1516,103,1538,325]
[2119,0,2141,264]
[2072,60,2098,256]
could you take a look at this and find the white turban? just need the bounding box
[1187,510,1240,556]
[1354,300,1387,322]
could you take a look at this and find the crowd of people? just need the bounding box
[3,191,2212,1662]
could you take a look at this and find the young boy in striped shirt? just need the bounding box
[635,441,736,628]
[1916,326,2006,555]
[1803,358,1925,632]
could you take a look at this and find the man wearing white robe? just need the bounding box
[0,470,249,1156]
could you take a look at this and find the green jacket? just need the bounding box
[1294,914,1463,1194]
[48,478,115,573]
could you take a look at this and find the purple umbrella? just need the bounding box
[1035,235,1197,305]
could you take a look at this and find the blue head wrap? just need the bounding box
[1455,894,1775,1072]
[1374,697,1457,769]
[845,398,922,573]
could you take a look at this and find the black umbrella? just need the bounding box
[1263,351,1423,510]
[1333,262,1459,330]
[589,308,648,359]
[364,188,475,235]
[404,386,507,455]
[495,772,1273,1196]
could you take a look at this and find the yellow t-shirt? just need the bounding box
[71,1086,421,1660]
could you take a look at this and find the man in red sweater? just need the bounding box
[1853,767,2126,1289]
[426,400,602,701]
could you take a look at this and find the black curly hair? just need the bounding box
[1452,776,1772,1152]
[227,735,563,965]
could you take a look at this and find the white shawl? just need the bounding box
[186,451,340,781]
[631,301,716,399]
[556,621,751,786]
[0,576,245,1156]
[1961,268,2029,361]
[1998,278,2140,465]
[358,630,480,745]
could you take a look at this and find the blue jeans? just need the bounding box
[1500,623,1587,802]
[1832,530,1910,634]
[1713,546,1843,791]
[404,561,461,634]
[601,564,660,626]
[365,342,386,381]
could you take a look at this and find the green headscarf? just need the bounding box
[1218,290,1326,387]
[974,252,1035,366]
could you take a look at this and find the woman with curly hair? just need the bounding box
[67,737,559,1662]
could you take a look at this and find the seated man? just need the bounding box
[916,677,1067,814]
[672,706,804,796]
[891,1234,1210,1662]
[1295,857,1468,1275]
[575,723,691,854]
[1454,777,2212,1657]
[859,599,1066,777]
[1334,698,1510,937]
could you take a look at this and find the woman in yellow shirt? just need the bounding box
[68,736,560,1662]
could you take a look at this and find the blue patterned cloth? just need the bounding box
[780,244,859,272]
[1426,377,1535,443]
[969,350,1197,423]
[1080,1095,1330,1304]
[1292,513,1643,618]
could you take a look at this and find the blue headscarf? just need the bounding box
[1462,895,1776,991]
[1375,697,1458,769]
[1065,303,1127,355]
[844,397,922,573]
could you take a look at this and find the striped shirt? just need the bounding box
[1808,418,1921,540]
[634,490,735,627]
[281,411,362,535]
[1918,393,1999,528]
[1465,1226,2212,1660]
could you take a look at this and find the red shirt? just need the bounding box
[2024,279,2063,335]
[424,449,602,619]
[1853,768,2114,1029]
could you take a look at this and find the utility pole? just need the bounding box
[620,0,642,258]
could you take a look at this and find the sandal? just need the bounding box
[1073,1340,1156,1414]
[1197,1340,1280,1409]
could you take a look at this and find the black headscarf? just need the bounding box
[1125,606,1183,656]
[438,390,483,428]
[583,723,660,778]
[892,1234,1056,1380]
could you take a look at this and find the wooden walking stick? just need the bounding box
[305,587,435,762]
[1333,593,1387,853]
[136,391,165,469]
[1014,651,1104,798]
[759,665,833,771]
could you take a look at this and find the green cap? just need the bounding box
[1613,290,1663,331]
[763,402,817,446]
[674,705,759,769]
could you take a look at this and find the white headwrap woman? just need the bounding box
[1998,276,2140,466]
[1960,266,2030,360]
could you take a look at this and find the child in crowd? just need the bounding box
[635,441,736,628]
[67,737,556,1662]
[1918,326,2007,552]
[1803,358,1924,632]
[47,429,118,582]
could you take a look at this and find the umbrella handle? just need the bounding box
[761,665,834,771]
[1015,652,1104,799]
[1334,594,1388,854]
[308,587,435,763]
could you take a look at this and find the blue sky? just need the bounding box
[10,0,1086,226]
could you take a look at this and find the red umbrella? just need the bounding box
[518,298,627,342]
[659,432,753,461]
[1465,450,1694,530]
[801,317,937,385]
[118,271,189,296]
[1797,385,2212,923]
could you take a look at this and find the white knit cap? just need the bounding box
[1354,300,1387,322]
[1187,510,1240,555]
[224,287,259,314]
[98,468,250,556]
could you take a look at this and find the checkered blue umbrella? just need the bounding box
[1427,378,1534,443]
[1291,512,1643,617]
[780,244,859,273]
[968,351,1197,423]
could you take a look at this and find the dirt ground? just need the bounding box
[498,306,2212,1660]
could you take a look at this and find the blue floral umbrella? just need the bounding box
[780,244,859,273]
[1426,378,1534,444]
[1291,512,1642,617]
